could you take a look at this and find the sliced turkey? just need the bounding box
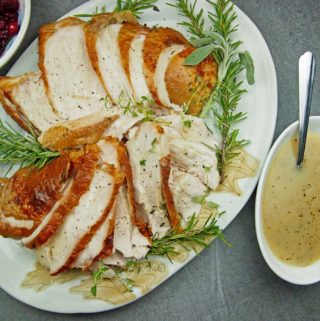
[112,185,150,259]
[159,115,220,190]
[143,27,189,108]
[167,137,220,190]
[126,122,170,238]
[23,145,101,249]
[39,17,107,121]
[38,111,118,151]
[158,114,218,148]
[85,17,134,101]
[165,47,218,115]
[35,141,124,275]
[72,139,121,270]
[169,167,208,227]
[0,72,60,133]
[0,155,71,238]
[118,23,151,100]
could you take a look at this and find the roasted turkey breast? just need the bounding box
[0,12,221,274]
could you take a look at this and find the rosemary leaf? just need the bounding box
[0,120,60,171]
[148,213,227,259]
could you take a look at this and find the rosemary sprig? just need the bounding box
[0,120,60,171]
[114,0,159,18]
[75,0,158,19]
[169,0,254,180]
[148,213,227,259]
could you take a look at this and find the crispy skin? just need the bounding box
[38,112,119,151]
[118,23,150,86]
[160,156,181,229]
[26,145,100,248]
[0,74,35,133]
[165,47,218,115]
[84,12,138,99]
[0,155,71,238]
[38,17,85,110]
[143,27,190,105]
[55,163,124,274]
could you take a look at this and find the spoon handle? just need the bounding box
[297,52,316,166]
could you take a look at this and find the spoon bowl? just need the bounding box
[256,116,320,285]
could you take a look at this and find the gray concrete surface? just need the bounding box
[0,0,320,320]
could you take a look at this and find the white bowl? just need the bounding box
[0,0,31,68]
[255,116,320,285]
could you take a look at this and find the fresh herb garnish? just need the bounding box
[169,0,255,181]
[140,159,146,166]
[148,213,227,260]
[91,264,108,297]
[192,193,219,209]
[183,118,193,128]
[114,0,159,18]
[0,120,60,171]
[150,138,157,152]
[75,0,158,19]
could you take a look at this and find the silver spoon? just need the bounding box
[297,51,316,166]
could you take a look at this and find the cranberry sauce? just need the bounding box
[0,0,20,56]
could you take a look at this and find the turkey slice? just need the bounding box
[85,20,134,101]
[72,138,121,270]
[158,114,218,148]
[169,167,208,227]
[38,111,119,151]
[167,137,220,190]
[0,155,71,239]
[35,142,124,275]
[165,47,218,115]
[39,17,107,121]
[118,23,151,100]
[126,122,170,238]
[23,145,100,249]
[0,72,60,133]
[143,27,189,107]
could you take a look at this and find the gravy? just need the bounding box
[262,132,320,266]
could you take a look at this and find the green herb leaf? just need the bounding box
[90,284,97,297]
[140,159,146,166]
[239,51,255,85]
[190,37,212,47]
[192,195,206,205]
[91,264,108,297]
[148,213,228,259]
[114,0,159,18]
[184,44,216,65]
[206,201,219,209]
[183,119,193,128]
[0,120,60,172]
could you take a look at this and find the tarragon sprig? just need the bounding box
[0,120,59,171]
[168,0,254,180]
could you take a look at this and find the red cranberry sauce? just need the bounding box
[0,0,20,56]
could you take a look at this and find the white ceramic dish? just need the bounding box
[0,0,278,313]
[0,0,31,68]
[256,116,320,285]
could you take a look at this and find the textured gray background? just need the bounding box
[1,0,320,320]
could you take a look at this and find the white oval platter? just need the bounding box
[0,0,277,314]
